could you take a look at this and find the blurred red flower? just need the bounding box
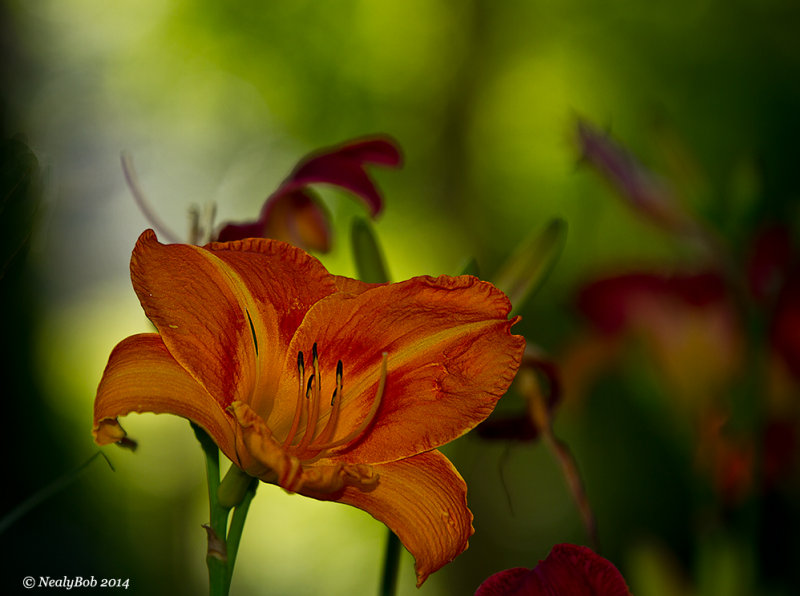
[216,136,401,251]
[475,543,631,596]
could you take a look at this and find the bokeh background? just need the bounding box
[2,1,800,594]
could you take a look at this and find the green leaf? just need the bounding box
[493,218,567,312]
[457,257,480,277]
[350,217,390,284]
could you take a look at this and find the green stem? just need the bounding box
[225,477,259,587]
[379,530,401,596]
[195,426,228,596]
[192,424,257,596]
[0,451,114,535]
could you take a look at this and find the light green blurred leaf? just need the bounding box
[493,218,567,312]
[350,217,390,284]
[458,257,480,277]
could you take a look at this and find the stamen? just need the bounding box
[295,344,323,454]
[282,350,306,449]
[333,360,343,405]
[306,375,315,398]
[313,353,388,452]
[312,342,320,394]
[313,360,345,448]
[246,309,258,356]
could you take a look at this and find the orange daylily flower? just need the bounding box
[93,229,525,585]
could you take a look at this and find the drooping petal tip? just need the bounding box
[332,450,474,587]
[92,332,237,461]
[286,136,402,218]
[92,418,128,446]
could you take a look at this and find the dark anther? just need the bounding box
[312,343,320,393]
[306,374,315,398]
[246,309,258,356]
[297,351,305,375]
[336,360,343,384]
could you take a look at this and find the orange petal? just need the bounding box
[334,450,473,587]
[130,230,336,415]
[203,236,339,415]
[228,401,294,481]
[269,275,525,463]
[332,274,382,295]
[93,333,238,464]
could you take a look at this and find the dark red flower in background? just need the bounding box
[217,136,401,251]
[572,118,800,504]
[475,543,631,596]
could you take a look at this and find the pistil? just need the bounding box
[281,351,306,449]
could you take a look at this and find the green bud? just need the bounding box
[217,465,254,510]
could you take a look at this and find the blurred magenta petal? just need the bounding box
[747,224,793,304]
[281,136,401,217]
[475,544,631,596]
[216,136,401,250]
[577,270,741,403]
[771,267,800,379]
[577,119,694,233]
[220,188,332,252]
[577,271,727,335]
[744,225,800,380]
[577,273,664,334]
[763,420,797,489]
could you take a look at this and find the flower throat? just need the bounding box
[281,342,388,462]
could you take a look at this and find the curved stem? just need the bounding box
[380,531,402,596]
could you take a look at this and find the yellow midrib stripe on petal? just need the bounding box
[186,245,271,411]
